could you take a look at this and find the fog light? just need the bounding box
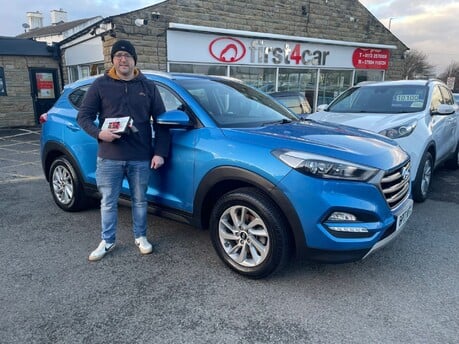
[328,226,369,233]
[328,212,357,221]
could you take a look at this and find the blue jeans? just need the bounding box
[96,158,150,244]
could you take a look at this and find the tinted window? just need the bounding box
[68,86,90,109]
[430,86,442,111]
[439,85,454,105]
[157,85,183,112]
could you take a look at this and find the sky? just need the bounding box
[1,0,458,75]
[360,0,459,75]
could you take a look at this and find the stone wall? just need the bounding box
[0,56,60,127]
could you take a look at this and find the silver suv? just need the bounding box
[311,79,459,202]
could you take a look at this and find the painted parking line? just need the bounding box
[0,128,41,139]
[0,127,43,184]
[0,175,45,184]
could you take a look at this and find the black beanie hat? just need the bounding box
[111,40,137,64]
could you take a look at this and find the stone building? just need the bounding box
[0,37,61,127]
[0,12,101,128]
[1,0,408,127]
[60,0,408,109]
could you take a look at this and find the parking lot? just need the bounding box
[1,126,458,344]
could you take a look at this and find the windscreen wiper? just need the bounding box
[261,118,292,126]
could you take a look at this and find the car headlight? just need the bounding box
[273,150,378,181]
[379,121,417,139]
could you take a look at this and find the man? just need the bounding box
[77,40,170,261]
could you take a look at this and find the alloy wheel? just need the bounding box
[52,165,74,205]
[218,205,270,267]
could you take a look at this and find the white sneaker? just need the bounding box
[88,240,115,261]
[135,236,153,255]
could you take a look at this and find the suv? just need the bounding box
[311,79,459,202]
[40,72,413,278]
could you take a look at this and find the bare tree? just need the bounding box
[438,62,459,92]
[402,50,435,79]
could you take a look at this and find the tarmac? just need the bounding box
[0,126,43,184]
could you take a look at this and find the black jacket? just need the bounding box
[77,68,170,161]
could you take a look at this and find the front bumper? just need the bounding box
[277,170,413,262]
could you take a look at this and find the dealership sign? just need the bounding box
[168,30,390,70]
[352,48,390,70]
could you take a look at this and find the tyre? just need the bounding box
[412,151,433,203]
[445,142,459,170]
[210,187,290,279]
[48,156,91,211]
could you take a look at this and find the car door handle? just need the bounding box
[66,123,81,132]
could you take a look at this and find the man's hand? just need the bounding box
[98,130,121,142]
[151,155,165,169]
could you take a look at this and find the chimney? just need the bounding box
[27,11,43,29]
[50,9,67,25]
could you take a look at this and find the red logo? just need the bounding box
[209,37,246,63]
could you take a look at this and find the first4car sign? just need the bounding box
[208,37,330,66]
[167,29,392,70]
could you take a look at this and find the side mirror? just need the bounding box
[157,110,193,127]
[316,104,328,112]
[433,104,455,116]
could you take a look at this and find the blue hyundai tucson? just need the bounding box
[40,71,413,278]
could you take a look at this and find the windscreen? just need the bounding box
[176,78,298,127]
[327,84,428,114]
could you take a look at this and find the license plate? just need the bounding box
[396,203,413,230]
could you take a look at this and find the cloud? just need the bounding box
[360,0,459,74]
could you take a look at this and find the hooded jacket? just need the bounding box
[77,67,170,161]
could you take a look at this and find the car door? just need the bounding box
[439,85,459,151]
[430,85,457,163]
[145,84,198,213]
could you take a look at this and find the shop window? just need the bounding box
[97,64,105,75]
[90,64,104,76]
[169,63,226,76]
[278,69,318,108]
[68,66,79,83]
[354,70,385,85]
[229,66,276,92]
[318,70,353,106]
[68,64,103,83]
[0,67,7,96]
[80,66,90,79]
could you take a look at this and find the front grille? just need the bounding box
[380,161,411,209]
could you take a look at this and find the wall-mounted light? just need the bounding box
[151,11,160,20]
[135,18,148,27]
[301,5,308,16]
